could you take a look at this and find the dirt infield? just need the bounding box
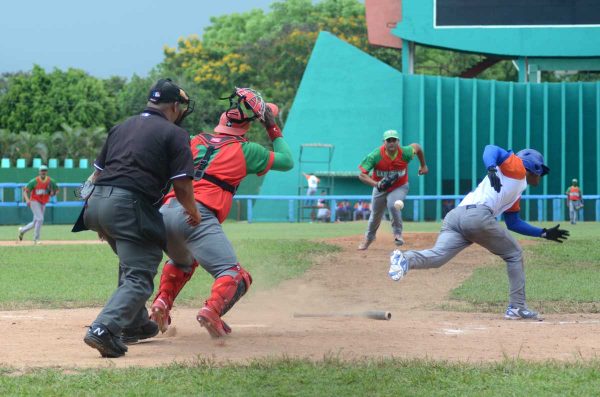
[2,232,600,369]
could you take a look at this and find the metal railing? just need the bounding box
[1,184,597,222]
[0,183,83,207]
[234,194,600,223]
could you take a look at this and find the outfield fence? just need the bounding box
[1,183,598,223]
[236,194,599,223]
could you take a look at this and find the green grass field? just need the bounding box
[3,358,600,396]
[1,221,600,395]
[450,222,600,313]
[0,221,443,242]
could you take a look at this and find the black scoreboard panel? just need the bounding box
[435,0,600,27]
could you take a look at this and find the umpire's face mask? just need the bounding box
[174,89,195,126]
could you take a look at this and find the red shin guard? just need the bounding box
[204,265,252,316]
[152,260,199,309]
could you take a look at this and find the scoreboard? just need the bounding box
[435,0,600,27]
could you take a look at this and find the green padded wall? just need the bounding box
[254,32,600,222]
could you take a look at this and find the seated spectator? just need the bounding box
[336,200,353,222]
[316,200,330,222]
[442,199,455,218]
[353,200,371,221]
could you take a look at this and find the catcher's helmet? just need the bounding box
[221,87,278,123]
[516,149,549,176]
[214,103,279,136]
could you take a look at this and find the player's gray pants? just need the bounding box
[403,205,527,308]
[365,183,409,241]
[84,186,164,336]
[20,200,45,241]
[568,200,581,224]
[160,199,237,278]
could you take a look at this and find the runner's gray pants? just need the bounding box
[365,183,409,241]
[403,205,527,308]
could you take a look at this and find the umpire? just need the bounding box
[83,79,201,358]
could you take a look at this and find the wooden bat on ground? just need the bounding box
[293,311,391,320]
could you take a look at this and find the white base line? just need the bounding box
[228,324,268,328]
[1,315,46,320]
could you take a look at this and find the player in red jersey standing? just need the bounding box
[18,165,59,244]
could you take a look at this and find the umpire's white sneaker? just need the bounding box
[504,305,542,321]
[388,249,409,281]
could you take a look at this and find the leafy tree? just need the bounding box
[0,65,117,134]
[115,74,155,121]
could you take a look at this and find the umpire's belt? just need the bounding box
[94,185,137,198]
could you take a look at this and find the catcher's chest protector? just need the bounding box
[191,133,248,192]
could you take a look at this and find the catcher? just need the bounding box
[357,129,428,249]
[150,88,293,337]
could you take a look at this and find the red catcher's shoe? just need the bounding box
[150,297,171,333]
[196,306,232,338]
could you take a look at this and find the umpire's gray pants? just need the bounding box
[403,205,527,308]
[161,200,237,278]
[365,183,409,241]
[21,200,45,241]
[84,186,164,335]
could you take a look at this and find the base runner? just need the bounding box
[150,89,293,337]
[388,145,569,320]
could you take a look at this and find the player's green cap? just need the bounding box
[39,165,48,171]
[382,130,400,140]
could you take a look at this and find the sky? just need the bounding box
[0,0,275,78]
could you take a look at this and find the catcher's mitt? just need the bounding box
[377,173,400,192]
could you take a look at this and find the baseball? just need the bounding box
[394,200,404,210]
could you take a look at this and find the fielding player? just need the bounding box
[150,88,293,337]
[389,145,569,320]
[565,178,583,225]
[357,129,428,250]
[18,165,59,244]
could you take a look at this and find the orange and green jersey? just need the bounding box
[358,144,415,189]
[566,186,582,201]
[25,176,58,204]
[164,133,293,223]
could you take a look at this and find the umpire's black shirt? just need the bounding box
[94,108,194,206]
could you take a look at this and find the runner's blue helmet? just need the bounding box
[516,149,549,176]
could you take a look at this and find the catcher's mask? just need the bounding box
[221,87,268,124]
[214,96,279,136]
[516,149,550,176]
[214,109,251,136]
[148,78,195,125]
